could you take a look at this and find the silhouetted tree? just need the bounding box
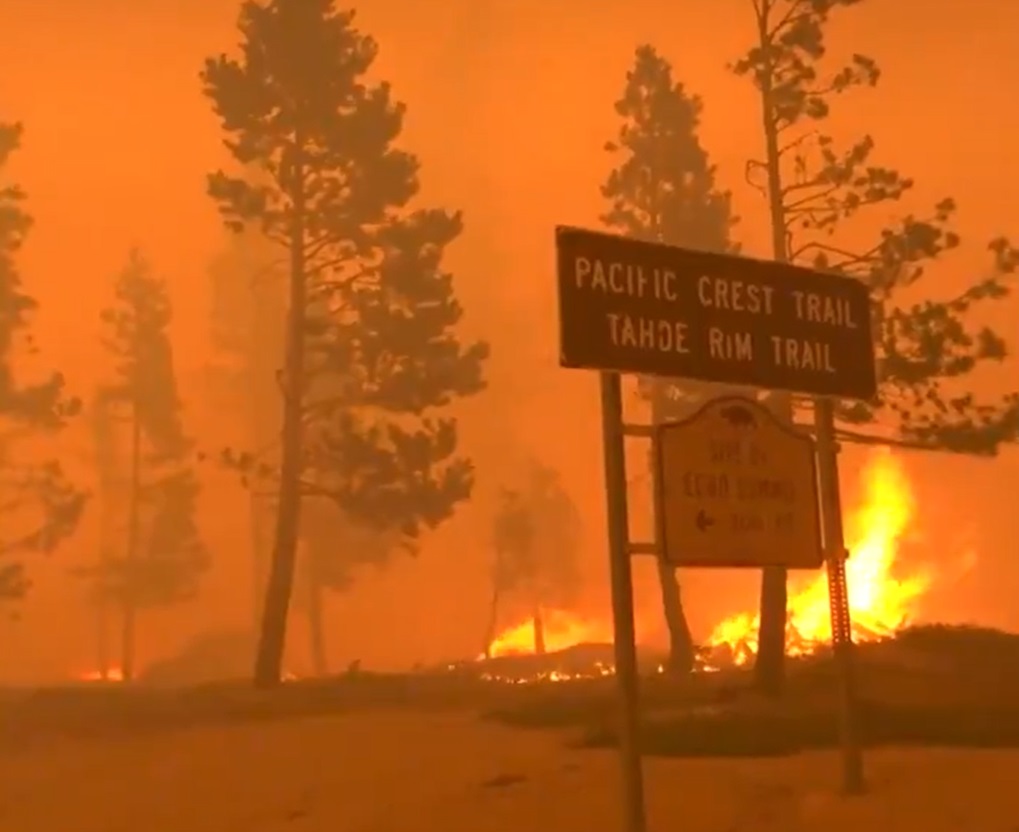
[202,0,489,686]
[0,119,84,603]
[600,45,740,673]
[735,0,1019,694]
[487,464,582,657]
[82,250,208,681]
[206,223,285,636]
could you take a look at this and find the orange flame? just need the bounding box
[705,448,932,663]
[73,666,299,683]
[481,449,948,678]
[77,666,125,682]
[487,610,613,658]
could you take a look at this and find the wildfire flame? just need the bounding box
[77,667,125,682]
[487,611,613,658]
[481,449,940,677]
[705,448,931,664]
[74,666,298,683]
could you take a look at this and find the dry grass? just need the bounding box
[5,624,1019,757]
[486,625,1019,756]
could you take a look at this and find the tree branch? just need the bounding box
[777,131,817,160]
[768,0,806,41]
[788,239,881,268]
[302,230,341,264]
[745,159,768,195]
[783,183,839,210]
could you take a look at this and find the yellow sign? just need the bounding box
[655,395,822,569]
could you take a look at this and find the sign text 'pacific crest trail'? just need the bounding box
[655,396,822,569]
[555,226,877,400]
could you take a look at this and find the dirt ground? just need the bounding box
[2,712,1016,831]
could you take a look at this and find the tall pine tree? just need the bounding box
[600,45,739,673]
[82,249,208,681]
[734,0,1019,693]
[202,0,489,686]
[0,118,84,602]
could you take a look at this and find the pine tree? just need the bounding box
[734,0,1019,693]
[0,119,84,602]
[600,45,739,673]
[487,463,581,657]
[202,0,489,686]
[84,249,209,681]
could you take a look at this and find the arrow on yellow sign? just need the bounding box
[695,509,715,531]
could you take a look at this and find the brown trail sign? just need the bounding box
[655,395,822,569]
[556,226,876,400]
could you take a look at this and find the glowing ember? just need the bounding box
[478,665,616,684]
[705,448,932,664]
[486,610,613,658]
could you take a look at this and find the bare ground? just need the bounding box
[2,711,1017,832]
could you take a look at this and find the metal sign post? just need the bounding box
[599,372,647,832]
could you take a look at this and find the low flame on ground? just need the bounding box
[476,611,617,683]
[486,611,613,658]
[74,667,298,683]
[477,664,617,685]
[78,667,125,682]
[704,448,931,664]
[479,449,947,682]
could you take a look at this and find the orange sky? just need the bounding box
[1,0,1017,681]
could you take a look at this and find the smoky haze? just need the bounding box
[1,0,1016,683]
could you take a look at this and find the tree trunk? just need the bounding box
[753,9,791,697]
[306,551,327,677]
[121,403,142,683]
[532,604,546,654]
[96,502,111,679]
[755,392,793,695]
[249,489,268,641]
[254,152,308,688]
[643,133,698,675]
[482,580,500,659]
[96,602,110,680]
[650,380,695,674]
[120,604,136,683]
[655,559,694,673]
[96,460,111,679]
[247,277,280,647]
